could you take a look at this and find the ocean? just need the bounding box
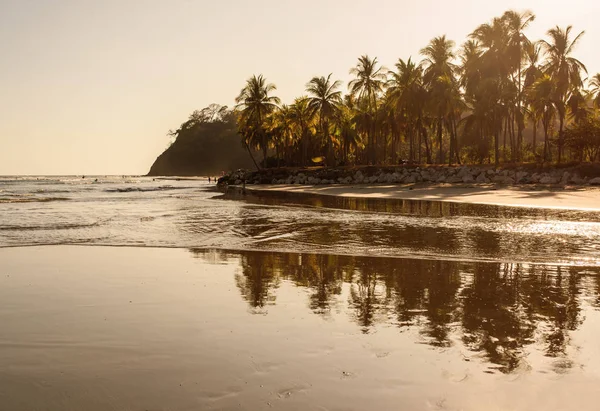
[1,175,600,265]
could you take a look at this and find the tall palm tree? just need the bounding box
[387,57,425,162]
[541,25,587,163]
[288,97,315,166]
[503,10,535,161]
[235,74,281,167]
[421,36,457,163]
[349,55,387,164]
[470,16,517,164]
[306,74,343,166]
[529,74,557,162]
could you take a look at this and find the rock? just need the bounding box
[404,175,417,183]
[487,169,495,176]
[515,171,528,183]
[437,176,447,183]
[493,176,514,184]
[457,167,470,178]
[589,177,600,185]
[410,172,422,182]
[476,173,490,183]
[560,171,570,184]
[446,176,463,184]
[540,176,558,184]
[462,174,474,183]
[570,175,584,185]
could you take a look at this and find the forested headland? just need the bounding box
[150,9,600,176]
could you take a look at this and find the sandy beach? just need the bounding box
[1,245,600,411]
[244,183,600,211]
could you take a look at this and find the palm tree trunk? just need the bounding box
[244,140,260,171]
[453,117,460,164]
[494,130,500,167]
[558,115,565,164]
[532,119,537,158]
[437,116,443,164]
[543,119,549,163]
[422,126,432,164]
[408,125,414,163]
[503,117,508,162]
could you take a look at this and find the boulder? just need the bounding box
[462,174,474,183]
[570,175,584,185]
[589,177,600,185]
[476,173,490,183]
[515,171,528,183]
[457,167,470,178]
[539,176,558,184]
[493,176,514,184]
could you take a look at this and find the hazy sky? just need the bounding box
[1,0,598,175]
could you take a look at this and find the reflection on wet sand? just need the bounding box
[2,246,600,411]
[193,248,600,374]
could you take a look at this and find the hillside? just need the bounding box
[147,105,258,176]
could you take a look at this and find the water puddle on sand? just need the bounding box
[1,246,599,411]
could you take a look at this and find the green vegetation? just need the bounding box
[148,104,258,176]
[235,9,600,168]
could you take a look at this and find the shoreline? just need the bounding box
[236,182,600,211]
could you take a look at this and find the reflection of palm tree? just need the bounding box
[235,252,280,312]
[460,263,536,373]
[349,269,383,333]
[188,247,594,374]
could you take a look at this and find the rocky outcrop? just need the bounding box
[219,165,600,188]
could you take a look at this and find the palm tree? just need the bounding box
[589,73,600,109]
[349,55,387,164]
[387,57,426,162]
[503,10,535,161]
[529,74,557,162]
[288,97,315,166]
[306,74,343,166]
[421,36,457,163]
[334,99,360,164]
[235,74,281,167]
[269,105,295,166]
[541,25,587,163]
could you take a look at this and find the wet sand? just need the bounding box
[245,184,600,211]
[1,246,600,411]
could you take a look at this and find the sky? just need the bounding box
[0,0,598,175]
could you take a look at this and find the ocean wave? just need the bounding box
[0,222,100,231]
[104,185,192,193]
[0,196,70,203]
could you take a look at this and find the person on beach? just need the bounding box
[208,177,211,183]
